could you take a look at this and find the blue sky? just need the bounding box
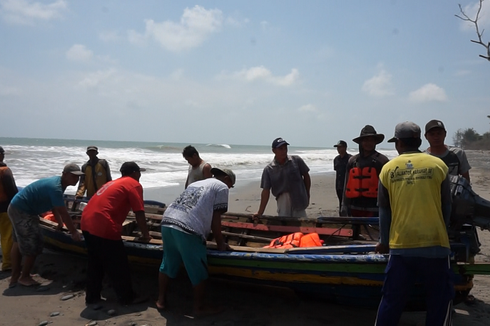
[1,0,489,148]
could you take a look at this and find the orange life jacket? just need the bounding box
[264,232,303,249]
[299,233,324,247]
[345,166,379,198]
[264,232,325,249]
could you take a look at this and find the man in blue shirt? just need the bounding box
[8,163,83,288]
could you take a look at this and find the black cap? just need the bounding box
[0,146,4,154]
[425,119,446,134]
[120,162,146,175]
[272,137,289,149]
[334,140,347,148]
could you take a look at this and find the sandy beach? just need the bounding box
[1,151,490,325]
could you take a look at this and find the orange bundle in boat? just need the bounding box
[264,232,303,249]
[299,232,324,247]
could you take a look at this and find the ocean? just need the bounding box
[0,137,399,204]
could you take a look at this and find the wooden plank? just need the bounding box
[221,221,353,237]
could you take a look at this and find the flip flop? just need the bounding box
[18,280,42,287]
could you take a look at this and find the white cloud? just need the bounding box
[409,83,448,102]
[0,0,67,25]
[66,44,93,62]
[228,66,299,86]
[298,104,318,112]
[78,69,116,89]
[362,70,394,98]
[128,5,223,52]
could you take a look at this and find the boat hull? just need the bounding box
[40,225,474,309]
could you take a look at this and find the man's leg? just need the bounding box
[17,255,39,286]
[421,256,454,326]
[102,238,133,304]
[156,272,170,310]
[9,241,21,285]
[375,255,412,326]
[83,231,105,304]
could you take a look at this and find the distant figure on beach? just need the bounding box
[375,121,453,326]
[76,146,112,199]
[80,162,152,305]
[341,125,388,222]
[8,163,83,287]
[182,145,212,189]
[425,119,471,182]
[333,140,351,215]
[253,138,311,218]
[0,146,18,272]
[156,167,235,316]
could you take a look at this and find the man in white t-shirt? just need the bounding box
[156,167,235,317]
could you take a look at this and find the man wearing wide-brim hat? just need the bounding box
[341,125,389,236]
[76,146,112,199]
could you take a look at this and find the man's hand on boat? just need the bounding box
[217,241,232,251]
[375,242,389,254]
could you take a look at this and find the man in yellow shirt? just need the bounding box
[375,122,453,326]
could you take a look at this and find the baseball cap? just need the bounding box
[86,146,98,152]
[0,146,4,154]
[120,161,146,175]
[387,121,421,142]
[334,140,347,147]
[425,119,446,134]
[63,163,84,176]
[211,167,236,186]
[272,137,290,149]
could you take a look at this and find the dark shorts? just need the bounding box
[8,205,44,256]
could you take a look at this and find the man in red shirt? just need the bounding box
[81,161,152,305]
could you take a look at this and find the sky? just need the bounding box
[0,0,489,148]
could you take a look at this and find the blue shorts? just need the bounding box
[159,226,208,286]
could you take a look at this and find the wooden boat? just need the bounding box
[39,176,490,309]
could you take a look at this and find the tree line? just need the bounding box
[453,126,490,149]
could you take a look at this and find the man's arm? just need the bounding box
[211,209,228,251]
[76,164,87,197]
[1,168,18,200]
[440,175,452,227]
[52,206,81,241]
[104,160,112,182]
[253,188,270,218]
[202,163,213,179]
[375,181,391,253]
[134,210,152,241]
[302,171,311,200]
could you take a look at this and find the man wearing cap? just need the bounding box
[182,145,212,189]
[375,122,453,326]
[333,140,351,215]
[76,146,112,199]
[8,163,83,287]
[341,125,389,228]
[80,161,152,305]
[156,167,235,316]
[425,119,471,182]
[0,146,18,272]
[253,137,311,218]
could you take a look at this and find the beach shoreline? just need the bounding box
[1,154,490,325]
